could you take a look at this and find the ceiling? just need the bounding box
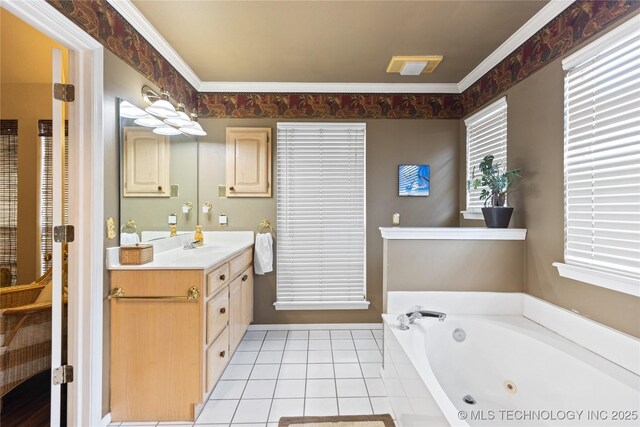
[130,0,548,84]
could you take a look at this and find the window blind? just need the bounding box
[465,97,508,211]
[562,21,640,281]
[0,120,18,286]
[275,122,368,310]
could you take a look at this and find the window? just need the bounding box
[0,120,18,286]
[463,97,508,219]
[275,122,368,310]
[555,15,640,297]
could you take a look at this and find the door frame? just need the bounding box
[2,1,104,425]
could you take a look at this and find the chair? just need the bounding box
[0,269,59,398]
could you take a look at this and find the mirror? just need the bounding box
[118,97,199,243]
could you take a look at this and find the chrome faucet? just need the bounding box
[397,305,446,330]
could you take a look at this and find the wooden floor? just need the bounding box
[1,370,51,427]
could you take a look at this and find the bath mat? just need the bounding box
[279,414,395,427]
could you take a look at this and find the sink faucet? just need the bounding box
[397,305,446,330]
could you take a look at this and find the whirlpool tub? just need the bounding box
[381,292,640,427]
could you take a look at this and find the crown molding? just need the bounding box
[198,81,460,94]
[106,0,201,90]
[458,0,575,92]
[108,0,574,95]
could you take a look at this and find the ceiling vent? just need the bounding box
[386,55,443,75]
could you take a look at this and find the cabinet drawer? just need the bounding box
[206,288,229,345]
[207,263,230,296]
[206,327,229,393]
[229,248,252,279]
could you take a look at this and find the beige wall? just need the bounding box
[459,14,640,338]
[198,119,460,324]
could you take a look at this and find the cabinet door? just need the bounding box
[228,276,244,352]
[123,127,170,197]
[226,127,271,197]
[241,267,253,328]
[206,326,229,394]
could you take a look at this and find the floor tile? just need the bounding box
[282,350,307,364]
[268,398,304,422]
[242,379,276,399]
[304,398,338,416]
[351,330,374,339]
[306,363,334,379]
[365,378,387,397]
[333,350,358,363]
[338,397,373,415]
[331,340,355,350]
[306,379,336,398]
[196,399,239,424]
[261,340,286,351]
[354,339,378,350]
[307,350,332,363]
[221,365,253,380]
[236,341,262,352]
[267,424,279,427]
[357,350,382,363]
[265,331,288,340]
[278,363,306,379]
[243,331,267,341]
[211,380,247,400]
[249,364,280,380]
[372,330,383,340]
[370,397,395,417]
[336,378,368,397]
[360,363,382,378]
[256,351,283,364]
[330,330,352,340]
[309,330,330,340]
[274,379,306,398]
[333,363,362,379]
[287,330,309,340]
[308,339,330,351]
[232,399,271,423]
[285,340,308,351]
[375,339,384,350]
[120,424,158,426]
[157,423,193,426]
[229,351,258,365]
[229,424,262,427]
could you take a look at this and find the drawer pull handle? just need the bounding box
[157,186,163,191]
[220,307,226,314]
[242,274,248,281]
[107,286,200,301]
[219,350,226,358]
[229,186,235,192]
[219,274,226,281]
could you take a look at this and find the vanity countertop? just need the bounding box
[106,231,254,270]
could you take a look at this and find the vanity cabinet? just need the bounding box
[110,246,253,422]
[122,127,170,197]
[225,127,271,197]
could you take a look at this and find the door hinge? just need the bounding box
[54,225,75,243]
[53,365,74,385]
[53,83,75,102]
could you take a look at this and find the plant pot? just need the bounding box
[481,207,514,228]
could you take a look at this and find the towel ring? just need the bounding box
[120,218,137,234]
[256,219,274,234]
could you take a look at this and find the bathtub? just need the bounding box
[381,292,640,427]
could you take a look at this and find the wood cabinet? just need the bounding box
[225,127,271,197]
[110,246,253,422]
[122,126,170,197]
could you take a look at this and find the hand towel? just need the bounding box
[254,233,273,275]
[120,232,140,246]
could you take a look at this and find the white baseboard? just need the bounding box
[248,323,382,330]
[101,413,112,426]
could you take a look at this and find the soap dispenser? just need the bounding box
[194,225,204,247]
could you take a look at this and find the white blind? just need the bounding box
[562,20,640,281]
[276,122,367,309]
[465,97,508,211]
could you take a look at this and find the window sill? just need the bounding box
[461,210,484,220]
[274,301,370,311]
[553,262,640,297]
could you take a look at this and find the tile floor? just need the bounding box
[109,327,392,427]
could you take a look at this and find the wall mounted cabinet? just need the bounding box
[225,127,271,197]
[122,127,170,197]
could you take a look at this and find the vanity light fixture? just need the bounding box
[119,100,148,119]
[136,85,208,136]
[153,125,182,136]
[164,103,194,128]
[180,114,206,136]
[134,115,165,127]
[145,89,180,119]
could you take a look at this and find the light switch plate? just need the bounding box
[170,184,179,197]
[218,185,226,197]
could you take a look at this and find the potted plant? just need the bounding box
[467,154,521,228]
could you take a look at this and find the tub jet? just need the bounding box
[463,394,476,405]
[453,328,466,342]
